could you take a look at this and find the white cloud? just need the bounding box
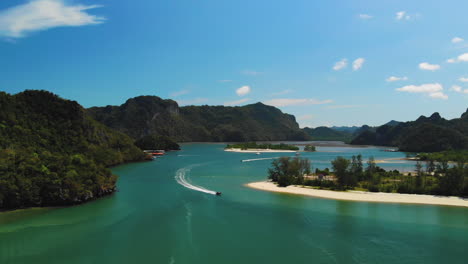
[0,0,105,38]
[395,11,411,20]
[333,59,347,71]
[447,53,468,63]
[271,89,293,96]
[458,53,468,62]
[452,37,464,43]
[396,11,405,20]
[170,89,190,97]
[386,76,408,82]
[396,83,448,99]
[177,98,208,106]
[241,70,262,76]
[352,58,365,71]
[224,98,251,106]
[263,98,333,107]
[419,62,441,71]
[236,85,251,96]
[459,77,468,82]
[358,14,373,20]
[451,85,468,94]
[428,92,448,100]
[396,83,443,93]
[451,85,462,92]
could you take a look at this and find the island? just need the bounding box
[247,155,468,207]
[224,142,299,153]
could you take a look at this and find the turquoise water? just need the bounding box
[1,143,467,263]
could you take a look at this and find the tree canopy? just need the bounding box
[0,90,145,209]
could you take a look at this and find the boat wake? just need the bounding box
[242,157,280,162]
[175,167,216,195]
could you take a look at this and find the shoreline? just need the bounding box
[225,148,297,153]
[246,181,468,207]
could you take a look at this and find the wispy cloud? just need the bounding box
[451,85,468,94]
[241,70,263,76]
[270,89,293,96]
[177,98,208,106]
[446,53,468,63]
[333,59,347,71]
[0,0,105,38]
[358,14,373,20]
[386,76,408,82]
[459,77,468,82]
[396,83,448,100]
[352,58,365,71]
[236,85,251,96]
[396,11,407,20]
[170,89,190,97]
[452,37,464,43]
[263,98,333,107]
[396,83,443,93]
[395,11,413,21]
[428,92,448,99]
[419,62,440,71]
[224,98,251,106]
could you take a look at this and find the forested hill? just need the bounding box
[351,110,468,152]
[87,96,310,142]
[302,126,353,142]
[0,90,145,209]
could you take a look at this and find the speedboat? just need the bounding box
[216,192,222,196]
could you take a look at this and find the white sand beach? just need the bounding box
[246,181,468,207]
[225,148,297,153]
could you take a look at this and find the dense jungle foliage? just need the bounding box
[0,90,145,209]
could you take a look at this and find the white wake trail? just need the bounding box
[242,157,280,162]
[175,167,216,195]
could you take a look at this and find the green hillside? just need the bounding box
[0,90,145,209]
[302,126,353,142]
[351,111,468,152]
[88,97,310,142]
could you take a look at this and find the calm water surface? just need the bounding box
[1,143,467,264]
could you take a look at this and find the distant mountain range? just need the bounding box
[351,111,468,152]
[87,96,309,142]
[302,126,353,142]
[1,90,466,210]
[87,95,468,153]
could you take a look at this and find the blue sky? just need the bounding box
[0,0,467,127]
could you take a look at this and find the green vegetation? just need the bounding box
[351,111,468,152]
[267,154,468,196]
[226,142,299,151]
[303,144,316,152]
[268,157,311,187]
[227,142,299,151]
[0,90,145,210]
[134,135,180,151]
[302,126,353,142]
[88,97,310,142]
[417,150,468,162]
